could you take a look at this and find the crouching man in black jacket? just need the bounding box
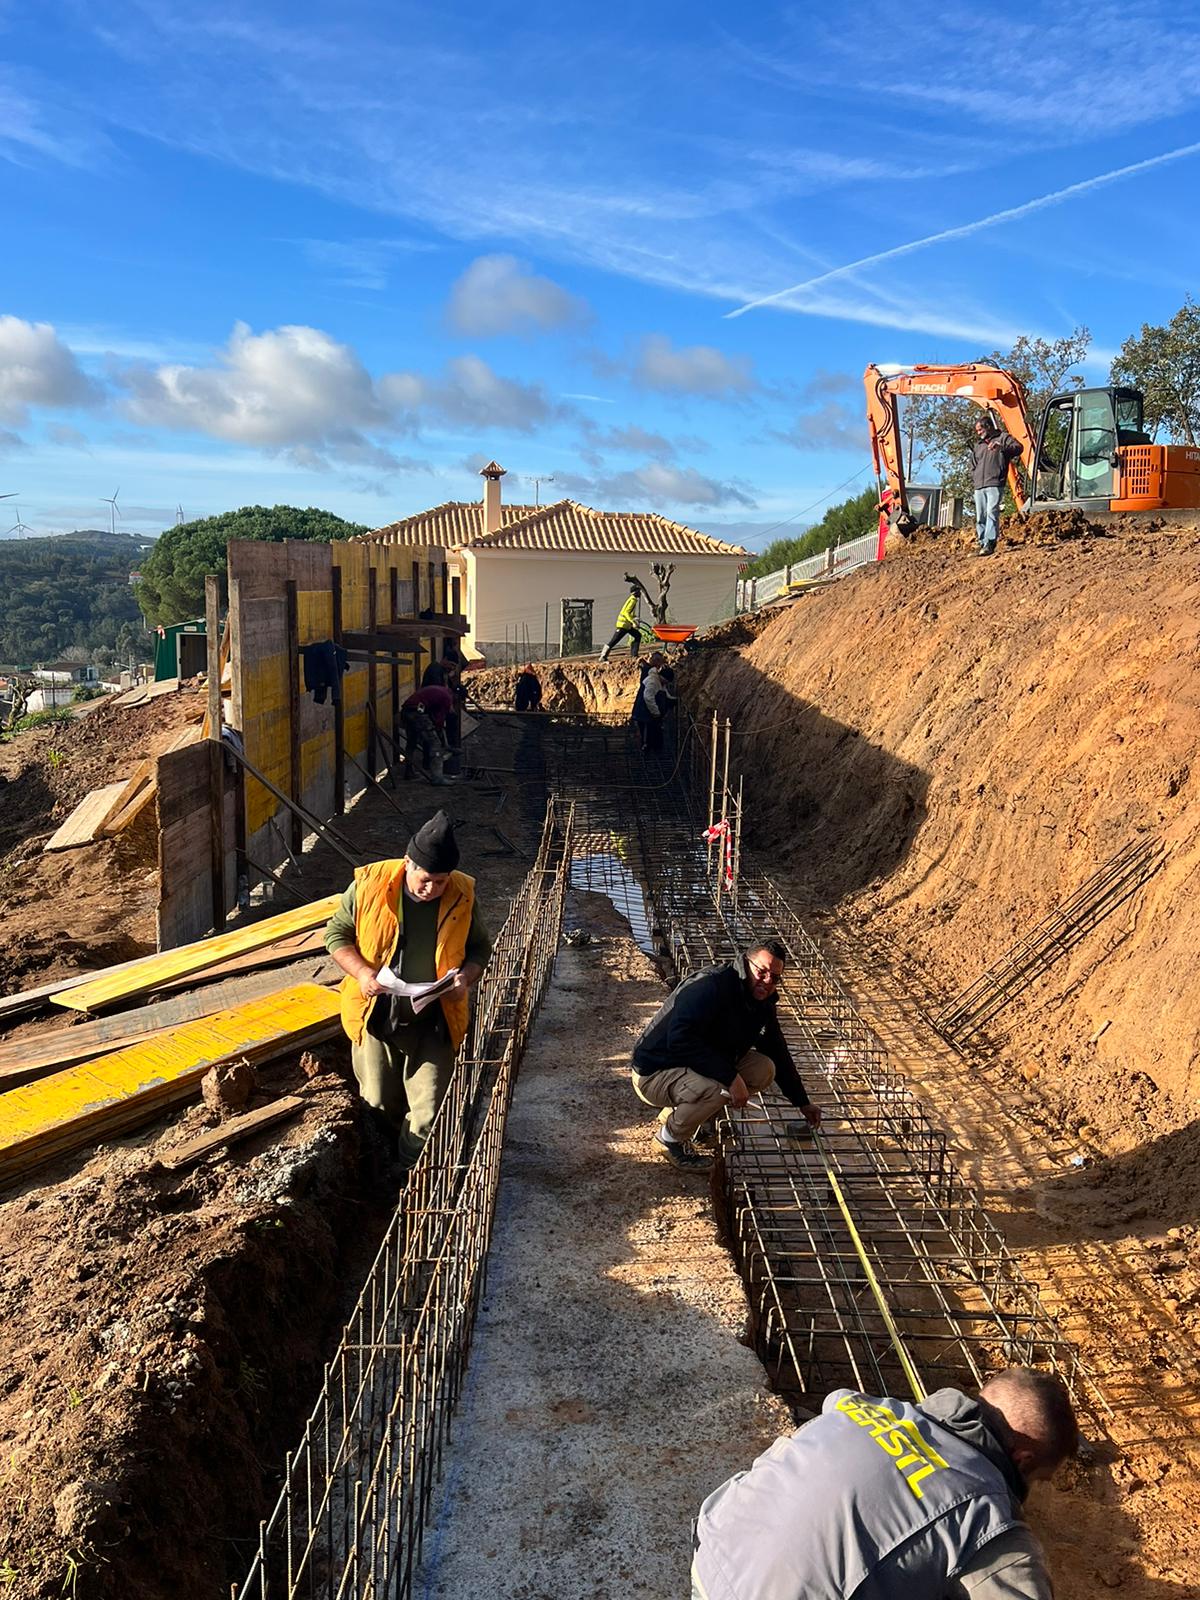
[631,938,821,1171]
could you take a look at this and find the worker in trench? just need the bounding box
[630,938,821,1171]
[690,1366,1078,1600]
[400,682,456,785]
[324,810,491,1178]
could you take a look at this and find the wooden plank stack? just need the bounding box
[0,896,347,1188]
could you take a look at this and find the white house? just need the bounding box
[365,462,748,663]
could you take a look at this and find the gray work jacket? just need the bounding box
[691,1388,1051,1600]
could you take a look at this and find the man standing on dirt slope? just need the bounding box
[691,1367,1078,1600]
[971,416,1024,557]
[630,939,821,1171]
[324,810,491,1178]
[599,585,642,661]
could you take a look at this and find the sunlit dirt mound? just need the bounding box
[686,525,1200,1182]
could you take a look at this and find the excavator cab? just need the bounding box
[1031,386,1150,511]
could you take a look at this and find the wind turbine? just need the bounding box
[102,487,122,535]
[175,503,185,525]
[6,505,31,537]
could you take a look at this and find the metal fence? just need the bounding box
[234,798,573,1600]
[737,529,879,611]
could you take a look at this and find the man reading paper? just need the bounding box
[324,810,491,1175]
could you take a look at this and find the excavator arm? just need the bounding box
[864,363,1038,533]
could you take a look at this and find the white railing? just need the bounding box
[736,529,878,612]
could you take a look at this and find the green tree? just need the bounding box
[744,485,881,577]
[0,536,152,668]
[904,328,1092,501]
[134,504,369,626]
[1111,298,1200,444]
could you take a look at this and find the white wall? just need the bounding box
[461,548,742,658]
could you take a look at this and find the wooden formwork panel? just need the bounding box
[229,537,440,879]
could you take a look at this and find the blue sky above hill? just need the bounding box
[2,0,1199,547]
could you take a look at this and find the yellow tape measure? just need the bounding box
[811,1126,926,1403]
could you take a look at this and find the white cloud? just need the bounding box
[0,317,102,425]
[382,355,563,432]
[774,402,862,453]
[631,335,755,397]
[121,321,391,453]
[799,369,860,402]
[46,424,91,450]
[562,461,754,510]
[446,254,589,337]
[0,80,100,168]
[299,236,439,291]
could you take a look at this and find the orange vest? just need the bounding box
[338,858,476,1049]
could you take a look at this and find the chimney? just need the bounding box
[479,459,506,535]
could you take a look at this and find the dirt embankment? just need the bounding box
[684,522,1200,1201]
[0,692,206,993]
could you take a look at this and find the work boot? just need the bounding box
[654,1128,711,1171]
[598,647,610,663]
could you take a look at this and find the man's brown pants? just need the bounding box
[631,1049,775,1142]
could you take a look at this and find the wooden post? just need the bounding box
[389,568,401,758]
[284,578,303,854]
[366,565,378,779]
[205,575,226,931]
[227,577,248,902]
[331,563,345,815]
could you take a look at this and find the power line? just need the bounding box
[745,466,871,551]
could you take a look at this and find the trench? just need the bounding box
[235,707,1088,1599]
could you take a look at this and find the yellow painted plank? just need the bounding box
[0,983,341,1178]
[52,895,342,1014]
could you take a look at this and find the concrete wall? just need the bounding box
[461,547,742,662]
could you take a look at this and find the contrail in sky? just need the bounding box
[726,140,1200,319]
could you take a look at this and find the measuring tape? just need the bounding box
[811,1125,926,1403]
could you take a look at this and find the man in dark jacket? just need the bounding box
[970,415,1023,557]
[514,663,542,712]
[691,1367,1078,1600]
[631,939,821,1171]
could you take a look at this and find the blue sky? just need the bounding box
[2,0,1199,550]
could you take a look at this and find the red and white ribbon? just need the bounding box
[701,817,735,889]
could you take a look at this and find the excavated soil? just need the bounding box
[675,518,1200,1593]
[0,691,206,993]
[0,715,541,1599]
[0,1058,365,1600]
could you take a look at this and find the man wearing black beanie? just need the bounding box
[324,809,491,1174]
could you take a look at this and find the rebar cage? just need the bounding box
[234,799,573,1600]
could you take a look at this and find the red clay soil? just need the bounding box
[0,691,206,994]
[0,1054,369,1600]
[681,516,1200,1594]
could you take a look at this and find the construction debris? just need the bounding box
[0,981,341,1185]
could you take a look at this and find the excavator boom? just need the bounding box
[865,363,1037,529]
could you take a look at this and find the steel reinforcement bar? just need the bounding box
[234,798,574,1600]
[517,713,1087,1413]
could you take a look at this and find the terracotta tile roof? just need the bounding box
[363,499,747,558]
[363,501,541,547]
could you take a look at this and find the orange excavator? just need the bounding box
[864,362,1200,544]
